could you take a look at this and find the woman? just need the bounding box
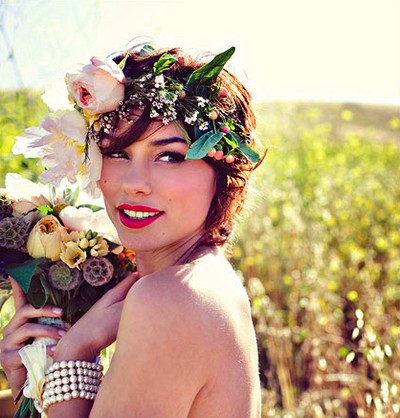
[0,43,264,417]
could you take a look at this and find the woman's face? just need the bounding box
[99,121,216,253]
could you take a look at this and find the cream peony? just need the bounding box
[65,56,126,114]
[13,109,102,197]
[27,215,67,261]
[59,206,118,241]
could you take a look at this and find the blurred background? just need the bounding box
[0,0,399,416]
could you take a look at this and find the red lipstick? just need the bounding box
[117,204,163,229]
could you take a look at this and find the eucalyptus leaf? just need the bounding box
[6,258,46,293]
[186,47,235,93]
[186,131,224,160]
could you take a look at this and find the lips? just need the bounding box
[117,204,163,229]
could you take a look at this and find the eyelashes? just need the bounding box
[102,151,128,159]
[102,151,186,163]
[156,151,186,163]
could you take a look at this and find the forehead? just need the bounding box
[100,109,187,150]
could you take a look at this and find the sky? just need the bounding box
[0,0,400,105]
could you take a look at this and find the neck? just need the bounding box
[134,230,211,277]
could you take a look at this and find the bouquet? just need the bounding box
[0,173,136,417]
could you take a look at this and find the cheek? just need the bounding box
[99,166,115,200]
[172,171,216,215]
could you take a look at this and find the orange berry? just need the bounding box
[214,150,224,160]
[207,148,217,158]
[225,155,235,163]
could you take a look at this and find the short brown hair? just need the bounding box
[100,46,264,247]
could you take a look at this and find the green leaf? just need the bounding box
[224,133,240,149]
[77,204,105,213]
[26,273,49,308]
[6,258,46,293]
[238,142,260,163]
[118,54,129,70]
[153,53,178,74]
[186,131,224,160]
[139,44,156,56]
[229,132,260,163]
[186,47,235,93]
[14,396,35,418]
[36,205,53,215]
[63,186,80,205]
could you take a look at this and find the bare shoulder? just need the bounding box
[93,249,260,417]
[123,248,252,343]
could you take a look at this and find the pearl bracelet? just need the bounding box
[42,360,103,411]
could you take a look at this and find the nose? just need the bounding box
[121,161,152,196]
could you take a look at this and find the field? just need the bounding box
[1,91,399,417]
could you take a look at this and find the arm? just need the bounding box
[48,271,215,418]
[0,278,65,399]
[47,273,138,417]
[90,276,214,418]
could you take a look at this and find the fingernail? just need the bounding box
[58,329,67,337]
[52,307,63,315]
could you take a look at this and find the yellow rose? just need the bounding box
[27,215,67,261]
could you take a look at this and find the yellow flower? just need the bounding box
[89,235,109,257]
[60,241,87,268]
[26,215,67,261]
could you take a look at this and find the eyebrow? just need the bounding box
[149,137,188,147]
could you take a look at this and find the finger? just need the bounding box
[107,273,139,303]
[10,277,27,310]
[0,348,27,372]
[1,323,65,350]
[46,345,58,357]
[96,273,139,308]
[2,304,64,337]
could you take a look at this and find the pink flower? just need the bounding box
[65,57,126,114]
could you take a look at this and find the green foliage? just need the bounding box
[186,46,235,93]
[233,101,400,416]
[0,89,47,187]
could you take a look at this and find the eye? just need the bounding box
[102,151,129,160]
[156,151,186,163]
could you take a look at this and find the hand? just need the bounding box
[0,278,65,399]
[54,273,139,362]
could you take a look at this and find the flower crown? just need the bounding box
[13,45,260,197]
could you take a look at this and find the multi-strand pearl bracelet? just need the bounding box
[42,360,103,411]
